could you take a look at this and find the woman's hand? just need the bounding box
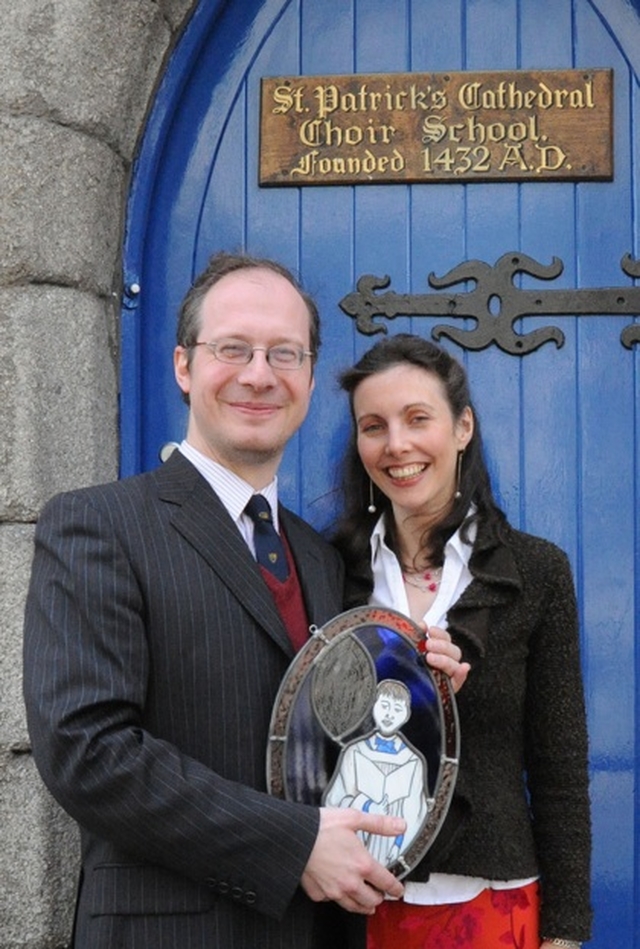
[420,624,470,693]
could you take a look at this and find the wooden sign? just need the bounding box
[259,68,612,186]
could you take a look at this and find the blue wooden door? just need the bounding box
[121,1,640,945]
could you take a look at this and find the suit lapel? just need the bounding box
[153,453,293,656]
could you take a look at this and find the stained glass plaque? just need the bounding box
[267,606,459,878]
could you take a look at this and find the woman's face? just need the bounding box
[353,363,473,524]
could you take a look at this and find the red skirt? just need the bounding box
[367,881,540,949]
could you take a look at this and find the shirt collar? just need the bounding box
[369,509,477,626]
[370,511,476,568]
[179,440,280,530]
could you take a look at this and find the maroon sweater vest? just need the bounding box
[258,532,310,652]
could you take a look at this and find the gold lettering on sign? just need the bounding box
[259,69,612,186]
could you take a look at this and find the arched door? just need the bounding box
[121,2,640,945]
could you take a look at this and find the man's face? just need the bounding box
[174,267,315,487]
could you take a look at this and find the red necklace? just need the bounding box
[402,566,443,593]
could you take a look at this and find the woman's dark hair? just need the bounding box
[333,333,505,590]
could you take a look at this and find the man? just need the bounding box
[24,252,464,948]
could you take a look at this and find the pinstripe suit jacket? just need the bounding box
[23,451,355,949]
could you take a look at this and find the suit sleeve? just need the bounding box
[23,490,320,920]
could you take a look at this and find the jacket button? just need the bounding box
[218,882,230,895]
[245,891,257,905]
[231,886,244,900]
[205,877,217,888]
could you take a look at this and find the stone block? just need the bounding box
[0,753,77,948]
[158,0,200,32]
[0,115,125,294]
[0,286,118,521]
[0,525,35,747]
[0,0,172,159]
[1,527,78,948]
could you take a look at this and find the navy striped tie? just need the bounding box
[245,495,289,582]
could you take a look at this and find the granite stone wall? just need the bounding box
[0,2,197,945]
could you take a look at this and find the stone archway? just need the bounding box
[0,3,197,944]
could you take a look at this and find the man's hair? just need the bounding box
[176,251,321,358]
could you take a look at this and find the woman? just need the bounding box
[333,334,591,949]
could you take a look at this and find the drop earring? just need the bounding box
[454,450,464,499]
[367,479,377,514]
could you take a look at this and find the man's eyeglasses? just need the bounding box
[190,338,314,370]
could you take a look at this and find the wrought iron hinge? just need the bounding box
[339,252,640,354]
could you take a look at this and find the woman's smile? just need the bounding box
[385,462,429,482]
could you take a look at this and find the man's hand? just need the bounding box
[421,624,471,693]
[301,808,405,914]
